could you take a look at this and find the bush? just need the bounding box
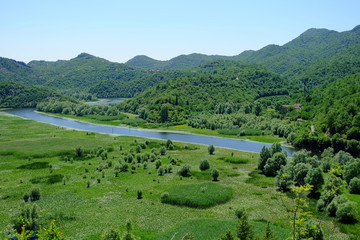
[137,190,143,199]
[263,152,287,177]
[160,146,166,155]
[75,146,84,157]
[211,168,220,181]
[349,177,360,194]
[102,228,121,240]
[155,160,162,169]
[178,164,191,177]
[30,188,41,201]
[208,145,215,155]
[199,159,210,171]
[336,201,358,223]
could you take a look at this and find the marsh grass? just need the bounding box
[160,183,233,208]
[0,113,356,239]
[219,156,250,164]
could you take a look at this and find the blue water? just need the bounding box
[85,99,125,105]
[4,108,296,156]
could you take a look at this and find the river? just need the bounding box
[3,108,296,156]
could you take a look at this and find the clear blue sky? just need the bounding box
[1,0,359,63]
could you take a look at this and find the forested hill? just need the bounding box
[0,57,37,84]
[126,26,360,72]
[0,81,74,108]
[27,53,141,92]
[119,61,291,121]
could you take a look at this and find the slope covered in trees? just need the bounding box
[0,81,74,108]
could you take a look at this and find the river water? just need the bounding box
[3,108,296,156]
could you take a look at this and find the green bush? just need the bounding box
[211,168,220,181]
[348,177,360,194]
[199,159,210,171]
[336,201,358,223]
[208,145,215,155]
[30,188,41,201]
[178,164,191,177]
[137,190,143,199]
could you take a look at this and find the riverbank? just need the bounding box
[40,112,284,144]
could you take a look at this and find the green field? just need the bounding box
[0,113,356,239]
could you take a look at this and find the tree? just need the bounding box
[199,159,210,171]
[75,146,84,157]
[178,164,191,177]
[263,222,277,240]
[159,106,169,123]
[30,188,41,201]
[12,204,40,233]
[211,168,220,181]
[264,152,287,177]
[236,213,254,240]
[258,146,271,171]
[219,231,235,240]
[39,220,64,240]
[208,145,215,155]
[336,201,358,223]
[305,167,324,194]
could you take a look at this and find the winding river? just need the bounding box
[3,108,296,156]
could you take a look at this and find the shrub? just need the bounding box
[137,190,143,199]
[178,164,191,177]
[211,168,220,181]
[235,208,246,219]
[102,228,121,240]
[158,167,165,176]
[336,201,358,223]
[160,146,166,155]
[30,188,41,201]
[258,146,271,171]
[208,145,215,155]
[349,177,360,194]
[23,194,29,202]
[199,159,210,171]
[326,195,348,217]
[305,167,324,193]
[155,160,162,169]
[75,146,84,157]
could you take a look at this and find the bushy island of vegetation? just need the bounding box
[0,25,360,239]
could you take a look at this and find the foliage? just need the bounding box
[236,213,254,240]
[12,204,40,233]
[160,183,232,208]
[178,164,191,177]
[208,145,215,155]
[263,152,287,177]
[39,220,64,240]
[199,159,210,171]
[211,168,220,181]
[336,201,358,223]
[348,177,360,194]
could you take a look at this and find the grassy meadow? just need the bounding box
[0,112,354,239]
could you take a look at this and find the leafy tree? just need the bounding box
[39,220,64,240]
[208,145,215,155]
[199,159,210,171]
[263,152,287,177]
[276,166,293,192]
[159,146,166,155]
[292,163,311,186]
[343,158,360,183]
[305,167,324,194]
[160,106,169,123]
[30,188,41,201]
[258,146,271,171]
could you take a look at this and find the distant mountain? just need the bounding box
[0,57,37,84]
[126,53,229,70]
[235,25,360,75]
[126,25,360,74]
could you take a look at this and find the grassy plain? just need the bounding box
[0,112,356,239]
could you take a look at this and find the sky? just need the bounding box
[1,0,359,63]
